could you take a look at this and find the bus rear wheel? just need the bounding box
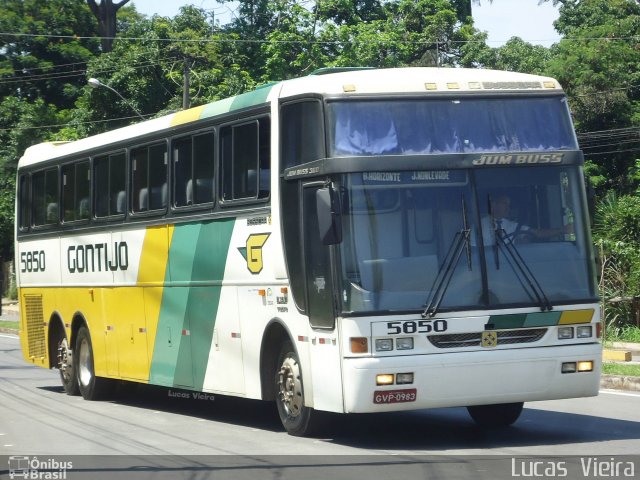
[74,326,111,400]
[57,336,79,396]
[467,402,524,427]
[274,342,321,436]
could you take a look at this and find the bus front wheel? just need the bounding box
[74,326,111,400]
[274,342,321,436]
[467,402,524,427]
[57,336,79,396]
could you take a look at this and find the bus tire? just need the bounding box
[56,336,79,396]
[74,325,111,400]
[274,341,321,436]
[467,402,524,428]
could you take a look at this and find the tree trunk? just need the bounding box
[86,0,131,53]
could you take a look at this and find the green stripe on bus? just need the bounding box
[523,311,562,327]
[149,219,235,388]
[487,311,563,329]
[487,314,527,329]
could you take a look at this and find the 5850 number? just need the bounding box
[20,250,46,273]
[386,319,448,335]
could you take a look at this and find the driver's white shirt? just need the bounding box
[473,216,530,246]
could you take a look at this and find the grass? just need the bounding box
[0,320,19,330]
[602,363,640,377]
[604,324,640,344]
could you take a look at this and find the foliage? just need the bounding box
[593,192,640,331]
[546,0,640,194]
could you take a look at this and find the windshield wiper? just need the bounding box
[494,229,553,312]
[423,196,472,318]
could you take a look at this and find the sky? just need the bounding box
[130,0,561,47]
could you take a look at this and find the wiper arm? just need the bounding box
[423,196,472,318]
[494,229,553,312]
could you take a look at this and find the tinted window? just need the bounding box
[94,152,126,218]
[173,131,215,207]
[281,101,324,171]
[32,168,58,226]
[62,161,90,222]
[221,117,270,202]
[132,143,167,212]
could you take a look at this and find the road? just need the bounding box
[1,333,639,479]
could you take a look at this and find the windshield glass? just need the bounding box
[338,166,595,314]
[328,97,577,156]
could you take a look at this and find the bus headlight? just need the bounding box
[577,326,592,338]
[375,339,394,352]
[558,327,574,339]
[396,337,414,350]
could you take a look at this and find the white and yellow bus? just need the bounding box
[16,67,601,436]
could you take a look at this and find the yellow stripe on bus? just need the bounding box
[170,105,205,127]
[559,309,594,325]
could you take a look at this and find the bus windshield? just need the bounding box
[328,97,578,156]
[338,166,596,314]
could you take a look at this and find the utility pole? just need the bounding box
[183,58,190,110]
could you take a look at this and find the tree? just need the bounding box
[546,0,640,194]
[86,0,131,53]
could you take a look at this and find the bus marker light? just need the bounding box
[280,287,288,294]
[343,84,356,93]
[375,338,393,352]
[562,362,577,373]
[396,337,414,350]
[558,327,574,339]
[376,374,394,386]
[577,361,593,372]
[396,373,414,385]
[425,83,438,90]
[350,337,368,353]
[577,326,592,338]
[258,289,266,296]
[543,81,556,89]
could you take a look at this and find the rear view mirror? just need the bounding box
[316,186,342,245]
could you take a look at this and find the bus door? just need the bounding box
[302,183,344,412]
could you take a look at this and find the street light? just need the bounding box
[88,77,145,121]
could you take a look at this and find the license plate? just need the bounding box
[373,388,417,404]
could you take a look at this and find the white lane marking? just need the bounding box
[600,389,640,397]
[0,333,18,339]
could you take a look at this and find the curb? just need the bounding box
[600,374,640,392]
[0,327,18,335]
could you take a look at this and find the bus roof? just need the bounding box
[19,67,562,169]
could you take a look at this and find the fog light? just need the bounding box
[375,338,394,352]
[376,374,394,386]
[350,337,368,353]
[577,361,593,372]
[396,372,414,384]
[577,326,592,338]
[562,362,577,373]
[558,327,574,340]
[396,337,414,350]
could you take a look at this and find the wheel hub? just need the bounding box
[57,338,73,383]
[277,357,303,417]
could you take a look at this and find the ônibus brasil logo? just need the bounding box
[8,456,72,479]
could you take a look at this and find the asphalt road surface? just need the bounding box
[1,333,638,479]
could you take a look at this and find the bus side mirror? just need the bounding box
[316,186,342,245]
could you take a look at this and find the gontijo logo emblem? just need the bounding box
[238,233,270,274]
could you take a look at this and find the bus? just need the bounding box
[15,67,601,436]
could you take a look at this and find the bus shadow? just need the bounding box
[38,382,640,451]
[321,406,640,451]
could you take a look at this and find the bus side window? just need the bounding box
[32,167,59,226]
[280,100,324,172]
[132,143,167,213]
[94,152,126,218]
[18,174,30,230]
[173,131,215,208]
[62,160,90,222]
[221,116,270,202]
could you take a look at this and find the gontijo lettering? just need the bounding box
[67,242,129,273]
